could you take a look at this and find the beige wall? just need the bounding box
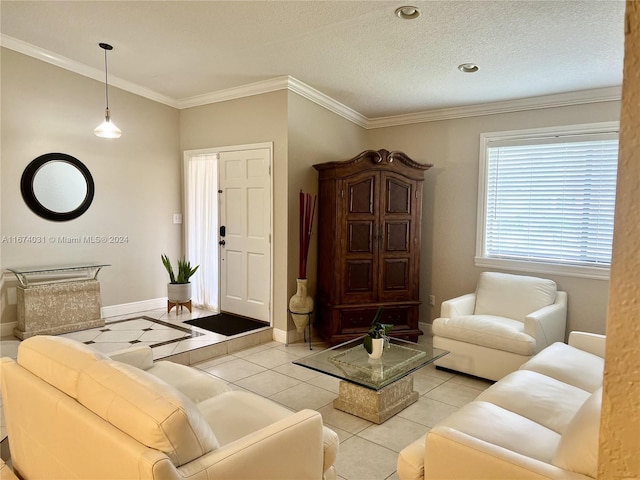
[367,101,621,335]
[179,92,289,331]
[286,92,367,331]
[0,45,623,343]
[599,1,640,476]
[0,49,182,326]
[179,91,367,334]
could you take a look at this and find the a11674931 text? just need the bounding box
[1,235,129,244]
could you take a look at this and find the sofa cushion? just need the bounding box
[77,359,219,467]
[198,390,295,446]
[552,387,602,477]
[476,370,590,434]
[147,361,231,404]
[435,400,561,463]
[474,272,557,322]
[17,335,107,399]
[433,315,536,355]
[520,341,604,393]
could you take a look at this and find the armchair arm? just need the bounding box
[524,291,567,352]
[440,293,476,318]
[107,345,154,370]
[568,331,606,358]
[182,409,326,480]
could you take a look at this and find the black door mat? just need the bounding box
[185,313,269,336]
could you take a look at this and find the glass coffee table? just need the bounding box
[294,336,448,423]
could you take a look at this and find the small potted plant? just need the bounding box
[363,306,393,359]
[161,254,199,304]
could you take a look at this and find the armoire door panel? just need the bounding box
[348,221,373,253]
[382,258,410,291]
[385,221,410,252]
[345,260,374,293]
[349,178,375,214]
[386,178,411,214]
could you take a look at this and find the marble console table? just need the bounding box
[8,264,109,340]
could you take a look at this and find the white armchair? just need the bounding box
[433,272,567,381]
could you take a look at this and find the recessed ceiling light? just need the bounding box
[458,63,479,73]
[395,6,420,20]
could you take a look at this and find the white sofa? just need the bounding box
[398,331,605,480]
[433,272,567,381]
[0,336,339,480]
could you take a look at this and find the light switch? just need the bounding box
[173,213,183,224]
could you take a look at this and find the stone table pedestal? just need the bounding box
[15,279,104,339]
[333,374,418,424]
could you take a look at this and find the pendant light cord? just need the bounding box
[104,47,109,110]
[98,43,114,112]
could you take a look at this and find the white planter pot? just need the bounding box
[368,337,385,360]
[289,278,314,333]
[167,283,191,303]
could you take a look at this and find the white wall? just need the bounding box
[367,100,621,335]
[179,91,289,331]
[0,48,182,327]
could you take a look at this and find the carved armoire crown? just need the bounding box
[313,149,432,344]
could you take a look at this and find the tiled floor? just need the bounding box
[0,308,493,480]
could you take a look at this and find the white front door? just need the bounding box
[218,146,272,322]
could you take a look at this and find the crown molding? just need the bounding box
[178,75,368,128]
[1,34,179,108]
[367,86,622,129]
[286,76,369,128]
[2,35,621,129]
[178,76,291,109]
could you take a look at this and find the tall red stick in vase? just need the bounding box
[299,190,317,279]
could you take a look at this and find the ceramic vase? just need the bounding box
[289,278,314,333]
[168,283,191,303]
[368,337,385,360]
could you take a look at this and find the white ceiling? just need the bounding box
[0,0,626,122]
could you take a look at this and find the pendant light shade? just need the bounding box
[95,43,121,138]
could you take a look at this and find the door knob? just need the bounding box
[219,240,226,246]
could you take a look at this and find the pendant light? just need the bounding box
[94,43,121,138]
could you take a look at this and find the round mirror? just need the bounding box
[21,153,95,221]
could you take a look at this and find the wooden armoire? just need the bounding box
[313,149,432,344]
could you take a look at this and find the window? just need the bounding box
[476,122,619,280]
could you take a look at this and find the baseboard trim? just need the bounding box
[1,322,17,338]
[101,298,167,319]
[273,327,306,345]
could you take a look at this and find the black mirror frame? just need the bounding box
[20,152,95,222]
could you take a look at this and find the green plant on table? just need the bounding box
[363,306,393,354]
[161,254,199,284]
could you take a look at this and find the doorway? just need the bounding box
[183,142,273,323]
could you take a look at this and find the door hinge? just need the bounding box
[268,164,271,175]
[341,189,344,198]
[269,234,272,243]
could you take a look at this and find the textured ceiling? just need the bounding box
[0,0,626,119]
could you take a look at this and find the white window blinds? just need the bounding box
[480,128,618,274]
